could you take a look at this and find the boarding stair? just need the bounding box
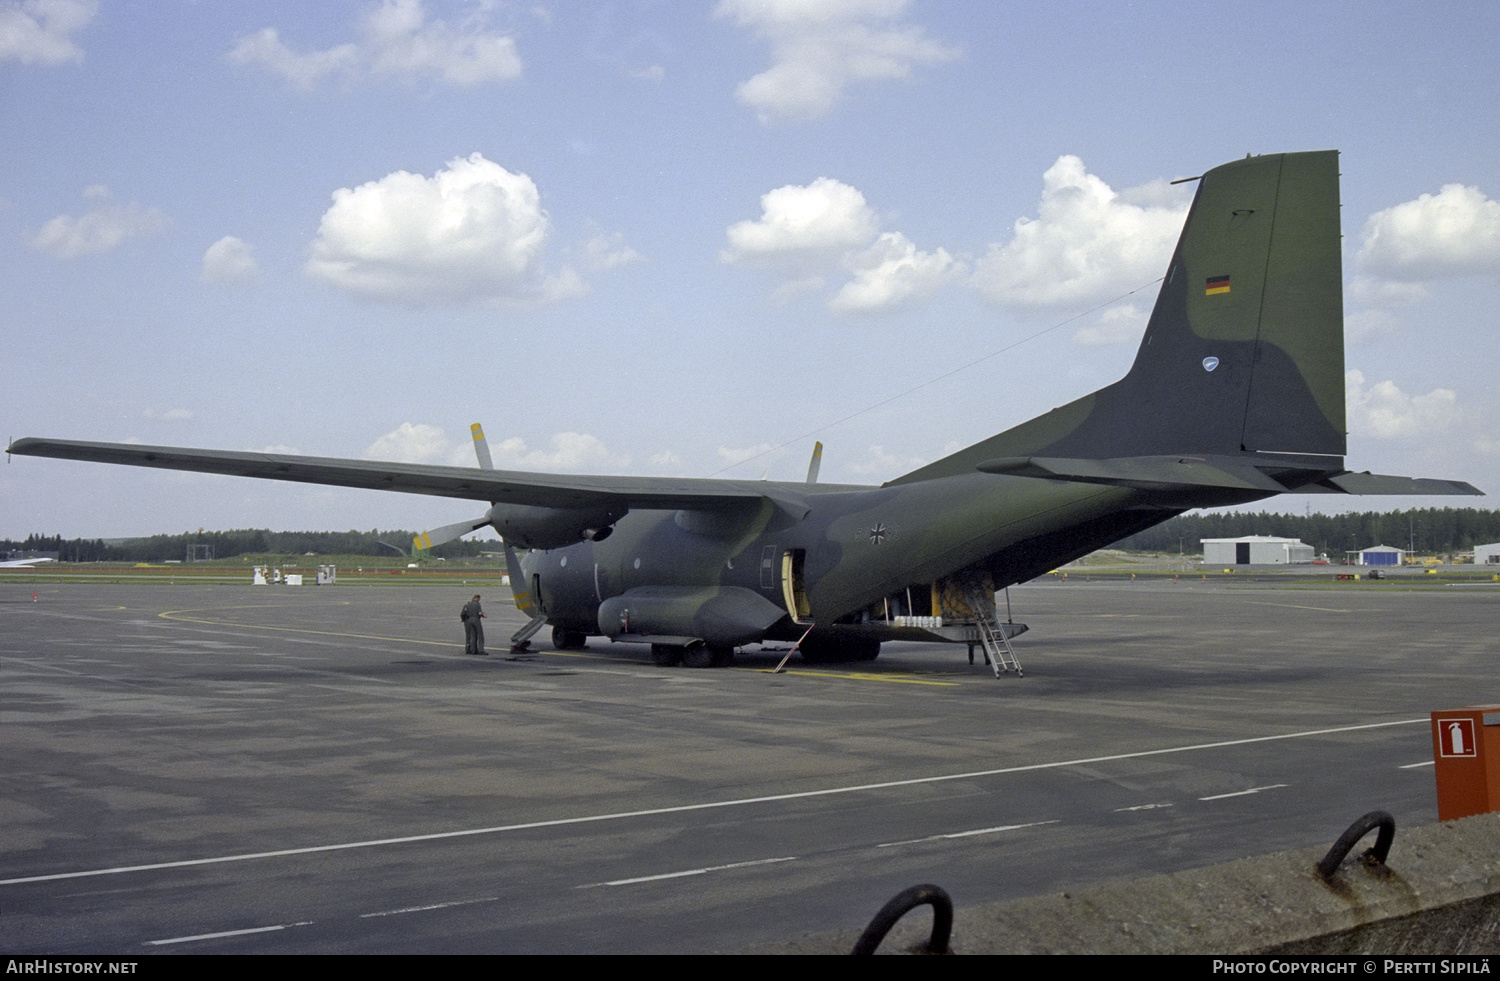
[965,586,1022,678]
[509,613,547,653]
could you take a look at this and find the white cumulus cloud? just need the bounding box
[200,235,261,284]
[0,0,95,65]
[830,231,959,314]
[229,0,521,90]
[365,424,626,473]
[1342,307,1404,345]
[716,0,959,123]
[1072,303,1150,347]
[845,443,929,479]
[305,153,582,306]
[716,443,780,470]
[582,231,644,271]
[971,155,1190,309]
[366,422,461,465]
[490,432,627,471]
[1349,274,1431,308]
[1357,183,1500,283]
[723,177,879,265]
[30,185,170,258]
[723,176,952,314]
[1346,369,1459,440]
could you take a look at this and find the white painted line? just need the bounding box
[1115,802,1174,812]
[582,856,797,888]
[361,896,498,918]
[2,717,1425,888]
[1399,760,1434,769]
[938,820,1059,839]
[147,921,312,946]
[878,820,1058,847]
[1199,784,1289,801]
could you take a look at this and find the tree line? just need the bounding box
[3,529,492,563]
[1116,507,1500,557]
[10,507,1499,563]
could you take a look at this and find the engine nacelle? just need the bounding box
[486,502,625,550]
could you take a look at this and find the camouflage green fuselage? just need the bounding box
[521,472,1271,645]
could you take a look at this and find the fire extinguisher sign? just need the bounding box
[1438,718,1477,758]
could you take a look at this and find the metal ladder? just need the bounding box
[966,587,1022,678]
[509,613,547,653]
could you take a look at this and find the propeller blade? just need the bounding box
[470,423,494,471]
[806,441,823,484]
[413,515,491,552]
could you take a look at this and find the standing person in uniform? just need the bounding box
[461,594,487,655]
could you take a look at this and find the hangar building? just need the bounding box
[1474,542,1500,565]
[1351,544,1406,567]
[1202,536,1315,565]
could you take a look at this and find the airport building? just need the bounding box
[1474,542,1500,565]
[1201,536,1315,565]
[1350,544,1406,567]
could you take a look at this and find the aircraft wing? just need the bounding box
[5,437,822,512]
[974,455,1483,496]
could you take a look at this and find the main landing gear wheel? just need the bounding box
[651,644,684,667]
[652,644,733,667]
[684,645,735,668]
[551,626,588,651]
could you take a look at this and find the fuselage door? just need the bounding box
[780,548,811,623]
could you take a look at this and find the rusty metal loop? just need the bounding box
[851,883,953,955]
[1317,810,1395,880]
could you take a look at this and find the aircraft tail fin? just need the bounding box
[894,151,1348,485]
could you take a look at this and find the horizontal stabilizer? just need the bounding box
[976,456,1291,493]
[976,455,1483,500]
[1307,472,1485,496]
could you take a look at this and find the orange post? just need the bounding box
[1431,706,1500,821]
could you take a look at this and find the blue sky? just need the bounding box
[4,0,1498,541]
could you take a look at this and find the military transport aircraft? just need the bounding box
[8,152,1482,671]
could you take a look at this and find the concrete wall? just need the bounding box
[752,811,1500,954]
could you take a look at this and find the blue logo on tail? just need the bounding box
[1202,357,1220,372]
